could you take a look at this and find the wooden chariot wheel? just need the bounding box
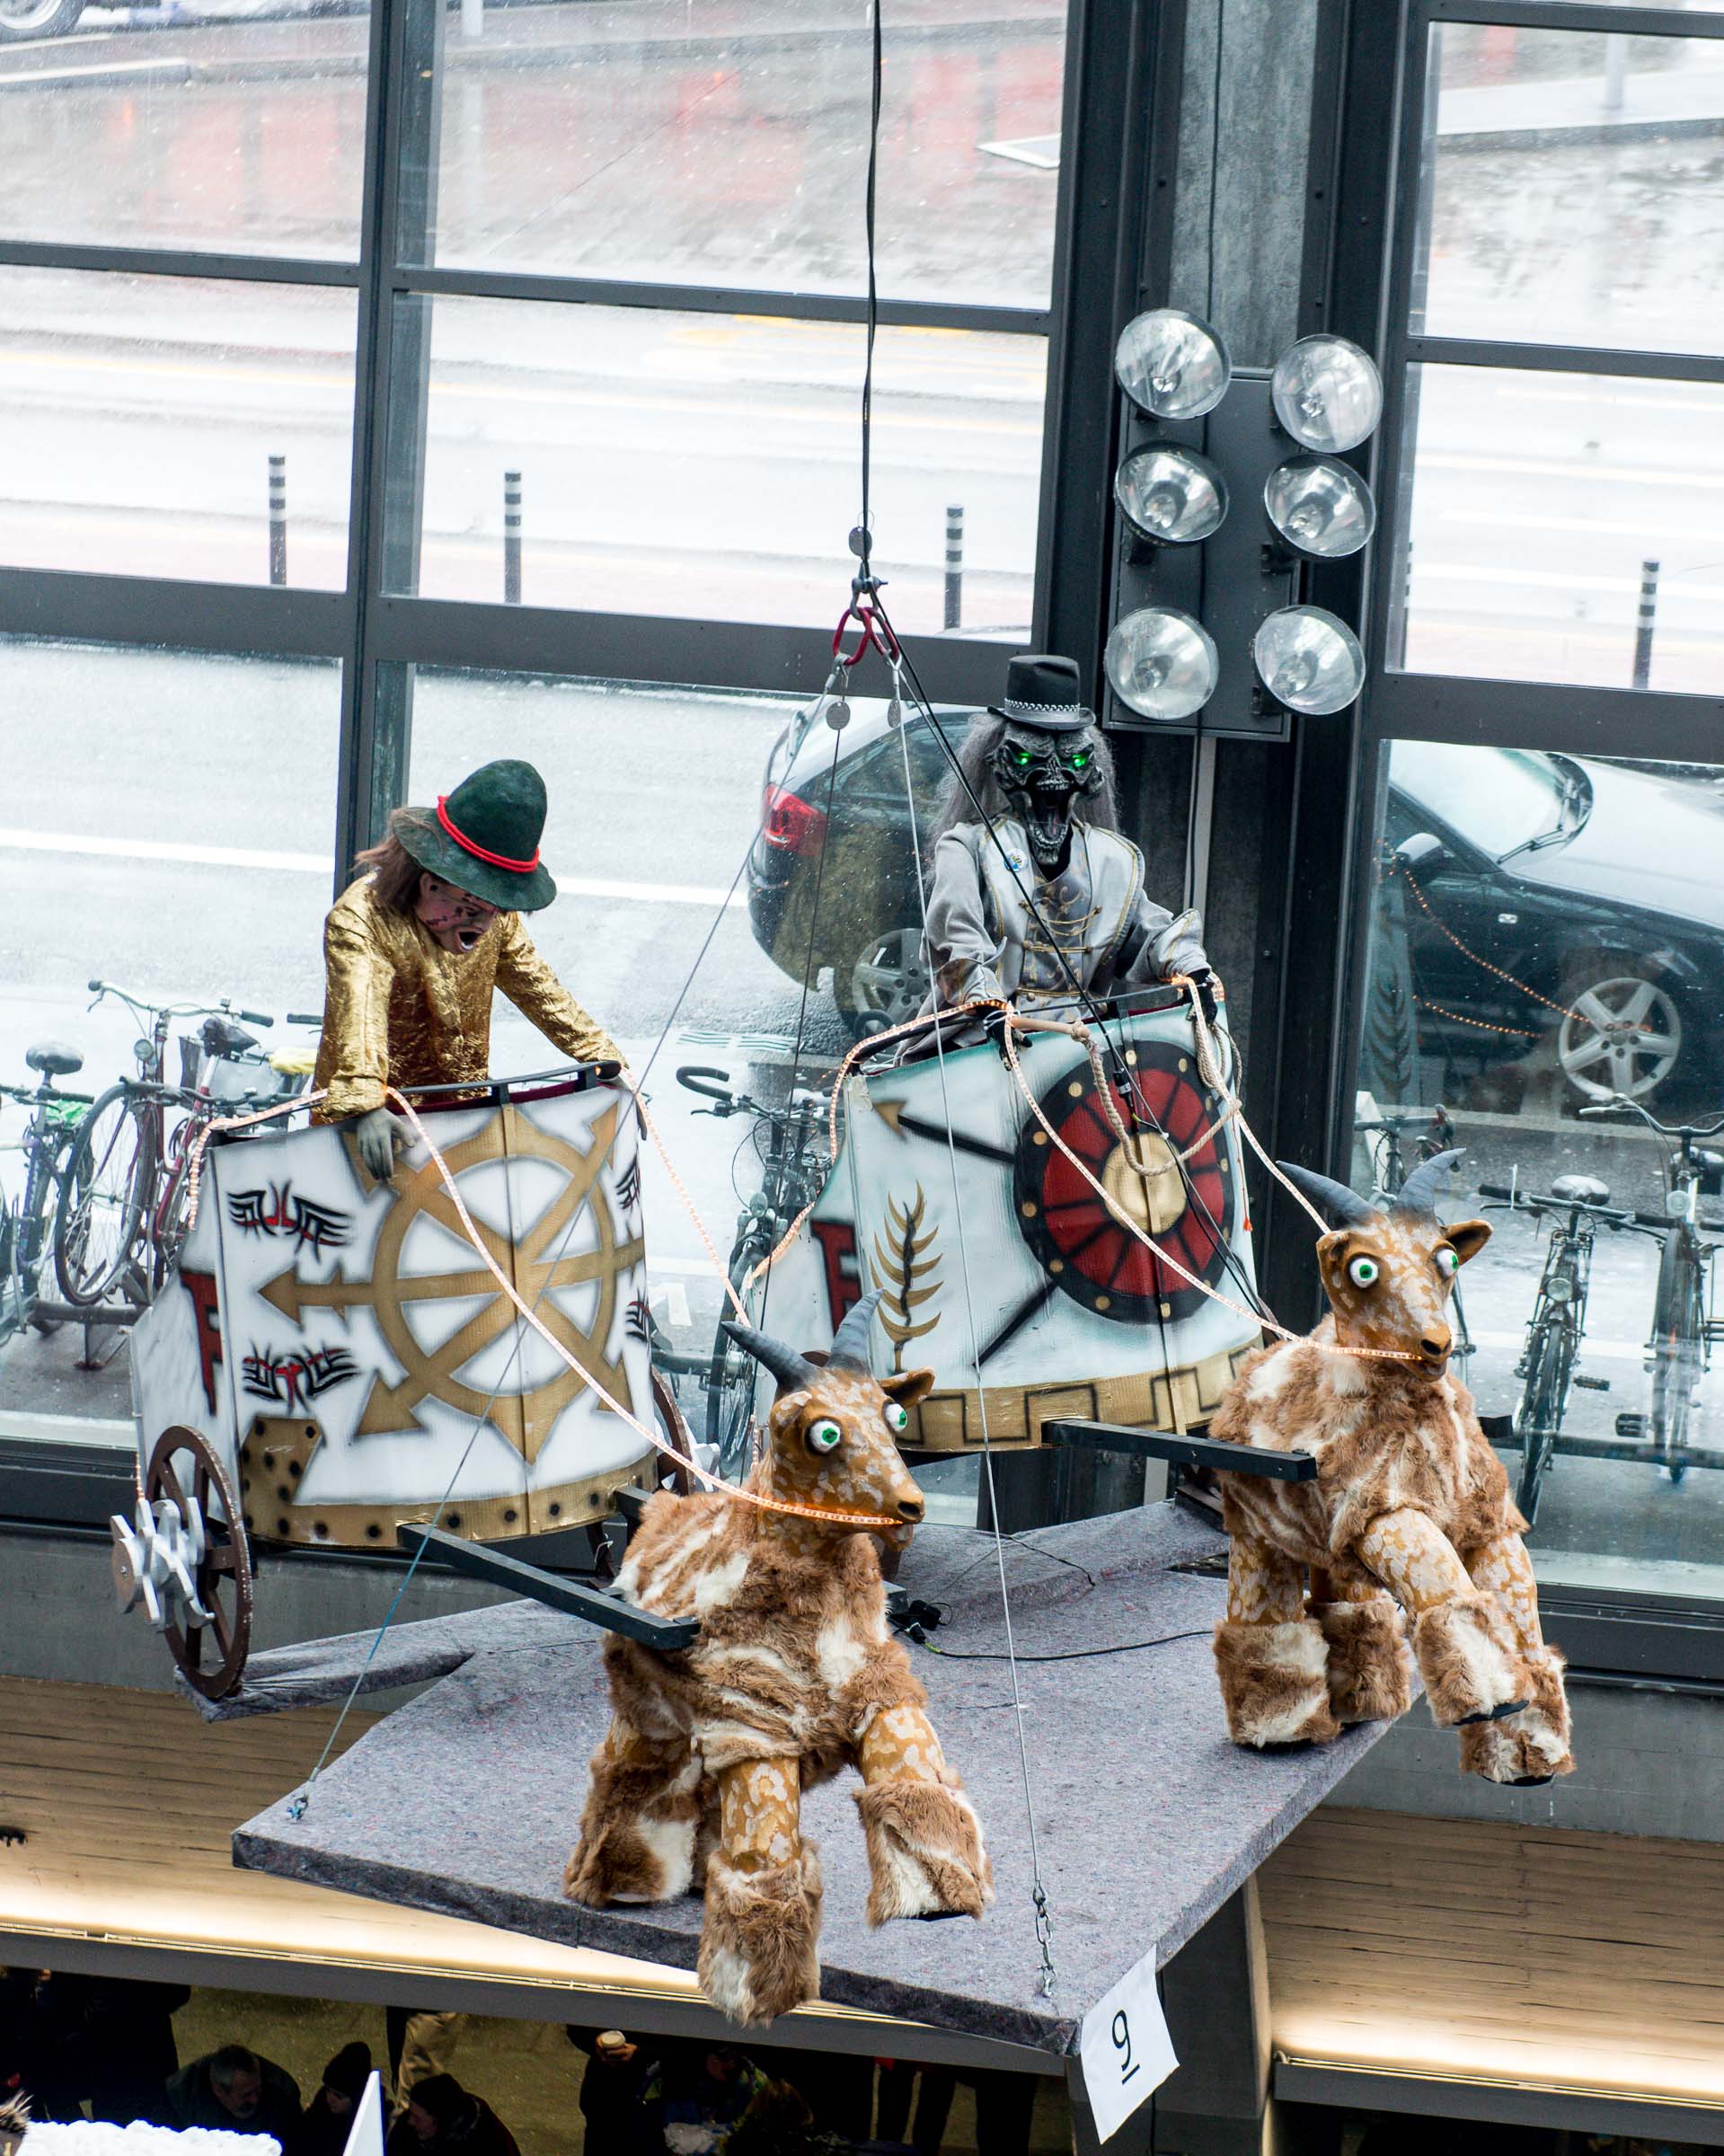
[146,1427,254,1701]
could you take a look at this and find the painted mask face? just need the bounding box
[415,870,500,954]
[989,722,1106,873]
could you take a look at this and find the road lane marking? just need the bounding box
[0,827,746,905]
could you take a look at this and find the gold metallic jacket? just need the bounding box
[312,877,621,1122]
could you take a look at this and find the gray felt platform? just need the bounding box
[233,1503,1394,2054]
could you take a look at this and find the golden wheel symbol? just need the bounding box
[260,1102,645,1462]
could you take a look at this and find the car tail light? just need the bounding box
[761,784,827,858]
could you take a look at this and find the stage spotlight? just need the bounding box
[1264,455,1376,560]
[1116,445,1229,545]
[1114,309,1232,421]
[1105,606,1220,721]
[1269,335,1383,454]
[1252,605,1366,714]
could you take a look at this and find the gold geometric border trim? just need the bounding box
[904,1341,1256,1454]
[239,1415,654,1549]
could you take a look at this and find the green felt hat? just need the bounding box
[395,759,558,912]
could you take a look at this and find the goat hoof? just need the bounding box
[1214,1619,1341,1748]
[1456,1696,1529,1727]
[914,1908,968,1922]
[1512,1773,1556,1787]
[856,1778,993,1925]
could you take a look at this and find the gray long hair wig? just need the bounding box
[930,711,1122,850]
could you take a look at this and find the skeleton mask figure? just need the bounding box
[988,723,1107,876]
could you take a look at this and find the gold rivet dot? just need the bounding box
[1160,1302,1172,1319]
[1049,1259,1064,1274]
[1021,1201,1038,1218]
[1125,1050,1138,1065]
[1032,1130,1048,1145]
[1178,1056,1189,1073]
[1067,1081,1083,1098]
[1094,1294,1110,1312]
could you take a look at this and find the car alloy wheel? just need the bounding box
[845,927,930,1038]
[1558,972,1683,1103]
[0,0,84,35]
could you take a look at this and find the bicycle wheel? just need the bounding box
[1649,1233,1704,1486]
[704,1244,770,1481]
[54,1085,153,1307]
[1514,1321,1572,1531]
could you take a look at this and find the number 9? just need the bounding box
[1112,2010,1133,2075]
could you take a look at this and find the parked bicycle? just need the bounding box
[54,981,319,1312]
[665,1065,834,1478]
[0,1043,93,1346]
[1478,1173,1652,1528]
[1580,1093,1724,1486]
[1356,1101,1475,1368]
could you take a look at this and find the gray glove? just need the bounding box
[348,1104,414,1181]
[1149,906,1210,981]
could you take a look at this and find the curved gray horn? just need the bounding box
[1392,1147,1465,1220]
[720,1321,819,1396]
[827,1287,886,1373]
[1275,1162,1379,1229]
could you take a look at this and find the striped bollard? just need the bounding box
[943,503,964,631]
[1632,558,1658,690]
[504,470,523,605]
[268,454,287,587]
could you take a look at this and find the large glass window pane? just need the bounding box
[0,640,340,1437]
[1416,25,1724,356]
[1355,738,1724,1603]
[397,0,1065,307]
[0,14,368,259]
[384,298,1042,635]
[0,269,358,588]
[400,665,970,1479]
[1392,362,1724,693]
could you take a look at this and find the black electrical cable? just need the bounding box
[920,1628,1209,1664]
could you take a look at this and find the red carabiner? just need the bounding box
[831,603,900,669]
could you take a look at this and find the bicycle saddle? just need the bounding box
[25,1040,83,1078]
[1552,1172,1610,1206]
[202,1017,258,1057]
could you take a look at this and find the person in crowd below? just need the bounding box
[287,2042,374,2156]
[385,2011,463,2118]
[166,2044,301,2140]
[570,2029,648,2149]
[637,2046,787,2154]
[385,2072,518,2156]
[314,759,623,1181]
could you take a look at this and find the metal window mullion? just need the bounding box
[0,571,348,658]
[390,264,1048,338]
[333,0,409,890]
[1366,667,1724,755]
[1407,335,1724,385]
[1423,0,1724,37]
[0,240,362,287]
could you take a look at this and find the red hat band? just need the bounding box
[435,796,541,874]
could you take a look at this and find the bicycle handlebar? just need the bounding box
[1578,1094,1724,1141]
[87,980,277,1029]
[1479,1180,1643,1229]
[287,1012,323,1028]
[226,1004,274,1029]
[676,1066,740,1109]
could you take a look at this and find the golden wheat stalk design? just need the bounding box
[871,1183,942,1371]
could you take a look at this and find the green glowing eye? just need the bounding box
[1012,750,1034,768]
[1347,1255,1380,1289]
[1068,752,1090,770]
[883,1401,909,1435]
[808,1418,843,1454]
[1437,1247,1459,1277]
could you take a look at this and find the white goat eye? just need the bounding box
[1347,1255,1380,1289]
[1437,1247,1459,1277]
[808,1418,843,1454]
[882,1401,909,1436]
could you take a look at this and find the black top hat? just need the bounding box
[393,759,558,913]
[987,653,1096,732]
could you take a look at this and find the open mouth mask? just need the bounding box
[414,871,500,955]
[990,723,1106,873]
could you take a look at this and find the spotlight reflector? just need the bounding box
[1114,308,1232,420]
[1105,606,1219,722]
[1270,335,1383,453]
[1116,445,1229,545]
[1252,606,1366,715]
[1264,455,1376,560]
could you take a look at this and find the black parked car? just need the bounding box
[747,699,971,1038]
[1379,740,1724,1108]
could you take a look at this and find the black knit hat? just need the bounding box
[322,2044,372,2099]
[987,652,1096,733]
[408,2076,478,2134]
[394,760,558,913]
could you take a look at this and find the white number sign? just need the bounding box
[1077,1951,1178,2143]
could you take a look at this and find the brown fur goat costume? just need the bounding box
[565,1293,992,2026]
[1207,1153,1574,1787]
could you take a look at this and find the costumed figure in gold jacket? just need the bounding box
[313,758,621,1177]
